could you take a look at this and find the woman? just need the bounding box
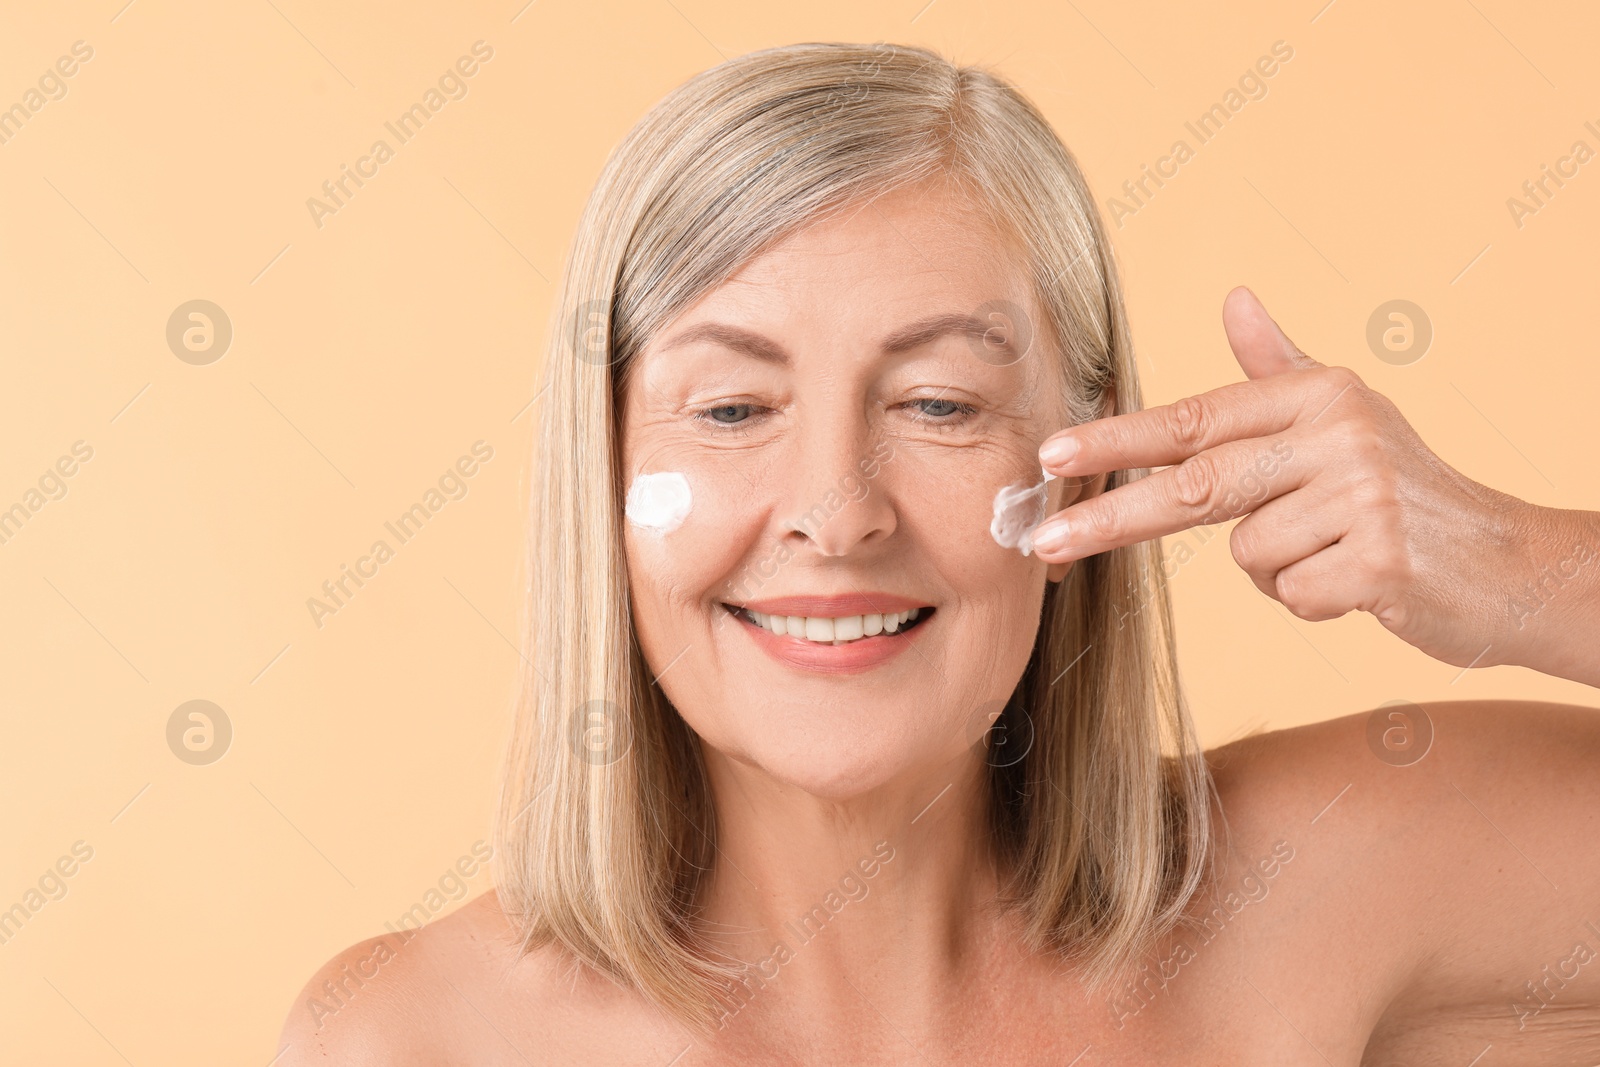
[279,42,1600,1063]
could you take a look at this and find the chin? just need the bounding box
[712,709,961,803]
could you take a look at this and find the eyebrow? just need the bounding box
[656,312,1013,365]
[881,313,1008,356]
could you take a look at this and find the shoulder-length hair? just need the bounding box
[493,40,1213,1030]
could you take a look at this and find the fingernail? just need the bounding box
[1031,520,1069,554]
[1039,437,1078,467]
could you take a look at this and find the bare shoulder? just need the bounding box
[1203,697,1600,835]
[1199,698,1600,1052]
[274,890,561,1066]
[274,890,693,1066]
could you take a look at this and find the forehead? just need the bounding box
[657,180,1042,347]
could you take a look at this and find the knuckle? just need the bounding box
[1317,366,1366,407]
[1080,501,1122,543]
[1355,471,1397,512]
[1169,395,1212,453]
[1170,454,1218,513]
[1376,473,1402,510]
[1323,365,1365,391]
[1330,416,1382,464]
[1355,425,1385,466]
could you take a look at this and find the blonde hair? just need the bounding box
[493,41,1213,1030]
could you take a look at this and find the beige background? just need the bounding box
[1,0,1596,1061]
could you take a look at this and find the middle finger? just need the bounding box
[1030,432,1306,561]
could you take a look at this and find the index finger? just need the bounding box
[1038,366,1354,475]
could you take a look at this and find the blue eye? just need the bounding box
[694,402,768,432]
[907,397,978,424]
[705,403,753,423]
[916,398,963,418]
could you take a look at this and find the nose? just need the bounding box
[776,409,896,557]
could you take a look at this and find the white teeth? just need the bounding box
[742,608,924,644]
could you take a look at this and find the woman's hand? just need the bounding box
[1030,286,1600,686]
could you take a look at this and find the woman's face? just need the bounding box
[619,181,1082,799]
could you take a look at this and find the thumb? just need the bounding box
[1222,286,1321,380]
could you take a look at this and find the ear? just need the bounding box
[1046,559,1071,583]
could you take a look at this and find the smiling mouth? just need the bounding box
[722,603,934,646]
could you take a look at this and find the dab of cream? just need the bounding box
[990,468,1056,557]
[626,471,692,533]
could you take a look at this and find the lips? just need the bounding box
[720,595,935,674]
[728,604,928,643]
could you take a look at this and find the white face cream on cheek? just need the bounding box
[990,468,1057,557]
[626,471,693,533]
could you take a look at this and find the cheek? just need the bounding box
[889,449,1054,697]
[622,456,767,666]
[891,443,1053,581]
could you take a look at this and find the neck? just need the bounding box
[695,747,1011,1034]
